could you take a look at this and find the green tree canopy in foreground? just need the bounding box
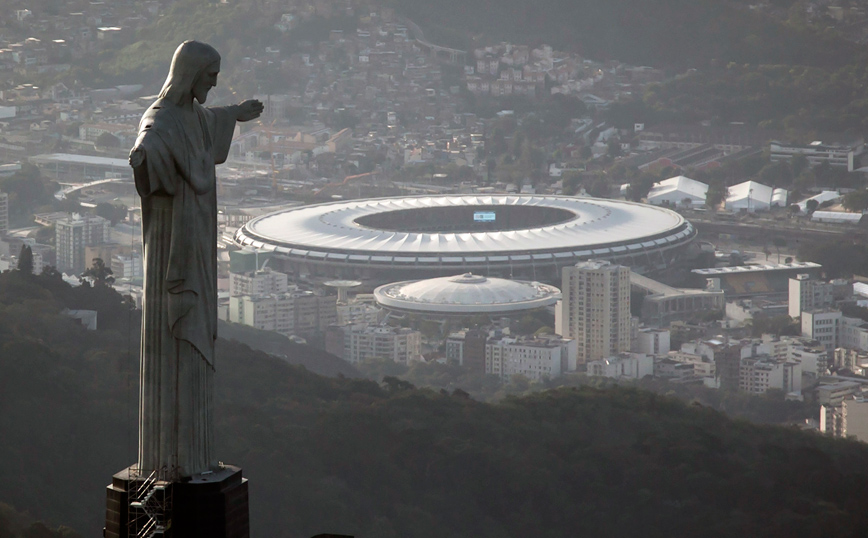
[2,270,868,537]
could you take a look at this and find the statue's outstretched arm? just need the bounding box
[231,99,264,122]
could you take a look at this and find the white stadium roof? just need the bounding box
[237,195,690,256]
[374,273,561,314]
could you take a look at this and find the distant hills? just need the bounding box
[3,269,868,537]
[390,0,855,70]
[97,0,857,89]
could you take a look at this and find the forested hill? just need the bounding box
[390,0,854,70]
[4,269,868,537]
[0,502,80,538]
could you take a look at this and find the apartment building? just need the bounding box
[325,324,422,364]
[55,213,110,274]
[588,353,653,380]
[789,274,834,319]
[556,260,631,364]
[738,355,802,395]
[229,268,289,297]
[229,289,337,338]
[485,335,577,381]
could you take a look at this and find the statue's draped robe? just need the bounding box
[133,98,235,477]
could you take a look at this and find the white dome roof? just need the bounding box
[374,273,561,314]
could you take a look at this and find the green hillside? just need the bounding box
[3,269,868,537]
[390,0,854,70]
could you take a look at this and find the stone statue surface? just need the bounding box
[130,41,262,478]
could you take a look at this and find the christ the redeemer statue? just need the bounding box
[129,41,262,478]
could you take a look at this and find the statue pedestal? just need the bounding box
[104,465,249,538]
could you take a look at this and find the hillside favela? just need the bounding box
[7,0,868,537]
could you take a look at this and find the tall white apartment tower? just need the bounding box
[789,274,833,319]
[55,213,110,274]
[556,260,631,364]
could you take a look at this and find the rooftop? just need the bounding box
[238,195,692,257]
[374,273,561,314]
[692,262,821,276]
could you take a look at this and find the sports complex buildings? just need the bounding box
[233,195,697,283]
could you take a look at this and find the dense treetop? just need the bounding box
[3,269,868,536]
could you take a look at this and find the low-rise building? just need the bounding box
[833,348,868,376]
[754,335,828,376]
[738,355,802,396]
[633,328,671,355]
[485,335,577,381]
[840,317,868,352]
[111,253,142,279]
[770,140,864,172]
[325,324,422,364]
[445,328,489,374]
[588,353,653,380]
[817,380,862,407]
[821,393,868,441]
[789,274,835,319]
[631,272,724,326]
[228,288,336,338]
[229,294,295,336]
[655,358,696,380]
[667,351,716,378]
[843,398,868,442]
[336,301,383,325]
[801,309,842,351]
[229,268,289,297]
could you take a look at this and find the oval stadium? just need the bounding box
[233,195,696,282]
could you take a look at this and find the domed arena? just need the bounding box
[374,273,561,316]
[233,195,696,282]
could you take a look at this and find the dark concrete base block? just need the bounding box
[104,465,249,538]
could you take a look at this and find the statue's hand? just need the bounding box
[129,146,145,168]
[236,99,264,122]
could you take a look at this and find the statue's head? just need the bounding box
[159,41,221,105]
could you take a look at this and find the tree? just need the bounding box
[751,315,800,337]
[798,240,868,278]
[80,258,114,286]
[95,203,127,225]
[772,237,786,263]
[95,132,121,148]
[758,161,793,187]
[17,244,34,274]
[843,190,868,212]
[791,154,809,176]
[805,199,819,213]
[705,182,727,210]
[0,163,56,226]
[627,175,655,202]
[585,176,609,197]
[562,171,582,195]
